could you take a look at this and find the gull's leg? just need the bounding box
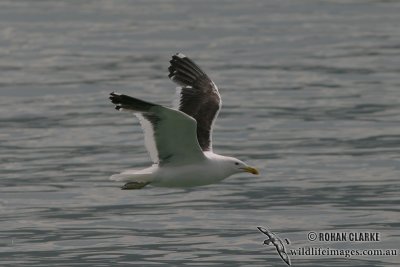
[121,182,151,190]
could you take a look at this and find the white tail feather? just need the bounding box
[110,166,157,183]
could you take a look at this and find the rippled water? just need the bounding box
[1,0,400,266]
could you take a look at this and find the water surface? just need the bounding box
[1,0,399,266]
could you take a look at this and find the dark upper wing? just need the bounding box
[168,53,221,151]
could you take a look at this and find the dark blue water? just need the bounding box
[1,0,399,266]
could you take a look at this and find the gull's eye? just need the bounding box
[235,162,239,166]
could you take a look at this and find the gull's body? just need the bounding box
[109,53,258,189]
[111,152,246,188]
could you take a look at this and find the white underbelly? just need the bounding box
[153,164,227,187]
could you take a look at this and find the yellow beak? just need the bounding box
[242,166,259,175]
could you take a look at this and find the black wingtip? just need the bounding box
[168,53,208,87]
[109,92,119,102]
[109,94,120,105]
[109,92,157,112]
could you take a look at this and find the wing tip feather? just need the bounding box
[109,92,156,112]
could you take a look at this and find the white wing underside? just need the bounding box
[133,106,206,165]
[136,113,159,163]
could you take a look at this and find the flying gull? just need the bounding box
[109,53,258,189]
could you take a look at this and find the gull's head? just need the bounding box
[222,156,259,176]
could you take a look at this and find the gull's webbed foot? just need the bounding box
[121,182,150,190]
